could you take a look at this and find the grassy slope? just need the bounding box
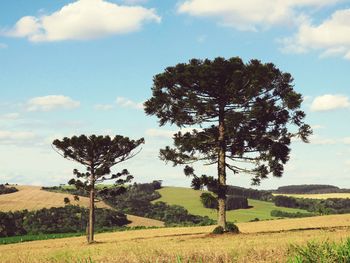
[155,187,309,222]
[1,215,350,262]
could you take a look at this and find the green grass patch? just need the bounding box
[0,232,84,245]
[0,226,160,245]
[155,187,310,222]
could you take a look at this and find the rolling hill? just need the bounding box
[0,185,164,227]
[154,187,311,222]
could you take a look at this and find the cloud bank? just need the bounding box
[27,95,80,112]
[4,0,160,42]
[177,0,342,31]
[311,94,350,111]
[282,9,350,59]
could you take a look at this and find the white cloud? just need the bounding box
[116,97,144,110]
[27,95,80,112]
[0,130,37,145]
[94,104,115,110]
[123,0,148,4]
[282,9,350,59]
[3,0,160,42]
[342,137,350,144]
[310,94,350,112]
[177,0,342,31]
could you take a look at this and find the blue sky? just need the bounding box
[0,0,350,189]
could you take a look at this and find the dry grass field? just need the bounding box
[0,185,110,211]
[274,193,350,199]
[0,185,164,227]
[0,214,350,262]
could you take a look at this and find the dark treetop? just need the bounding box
[144,57,312,185]
[52,135,145,192]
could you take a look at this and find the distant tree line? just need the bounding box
[275,185,350,194]
[226,186,273,201]
[200,193,249,210]
[43,181,215,226]
[270,210,316,218]
[274,195,350,214]
[0,206,129,238]
[0,185,18,195]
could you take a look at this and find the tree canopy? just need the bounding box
[144,57,312,229]
[52,134,144,242]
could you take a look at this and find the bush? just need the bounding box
[200,193,249,211]
[0,185,18,195]
[200,193,218,209]
[226,222,239,234]
[288,238,350,263]
[212,226,224,235]
[274,195,299,208]
[226,195,249,210]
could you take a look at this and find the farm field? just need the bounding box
[0,185,110,211]
[1,214,350,263]
[0,186,164,227]
[155,187,309,222]
[274,193,350,199]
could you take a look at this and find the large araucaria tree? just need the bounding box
[52,135,144,243]
[144,57,311,230]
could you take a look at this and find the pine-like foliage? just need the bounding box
[144,57,312,229]
[52,134,144,242]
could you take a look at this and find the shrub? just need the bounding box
[226,222,239,234]
[226,195,249,210]
[63,197,70,205]
[200,193,249,211]
[212,226,224,235]
[274,195,299,208]
[0,185,18,195]
[200,193,218,209]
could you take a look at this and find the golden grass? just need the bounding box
[0,185,109,211]
[274,193,350,199]
[126,214,164,227]
[0,185,164,227]
[0,214,350,263]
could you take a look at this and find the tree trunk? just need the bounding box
[217,107,227,230]
[88,175,95,244]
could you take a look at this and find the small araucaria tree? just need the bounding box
[52,135,144,243]
[144,57,311,230]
